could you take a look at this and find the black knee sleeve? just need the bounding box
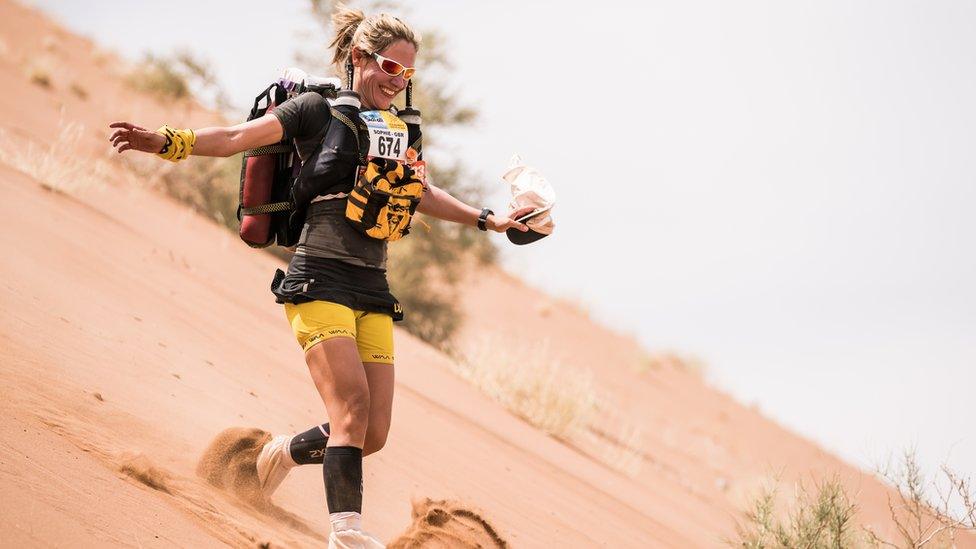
[289,423,330,465]
[324,446,363,514]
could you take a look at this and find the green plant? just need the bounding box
[732,476,861,549]
[732,452,976,549]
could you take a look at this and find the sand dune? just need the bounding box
[1,1,973,547]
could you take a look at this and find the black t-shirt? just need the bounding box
[272,91,332,160]
[269,92,401,320]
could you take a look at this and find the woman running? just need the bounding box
[109,5,531,547]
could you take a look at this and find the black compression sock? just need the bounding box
[323,446,363,514]
[289,423,330,465]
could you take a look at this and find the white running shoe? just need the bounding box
[328,529,386,549]
[255,434,296,496]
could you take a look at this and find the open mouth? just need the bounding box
[379,85,398,98]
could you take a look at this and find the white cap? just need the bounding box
[503,154,556,239]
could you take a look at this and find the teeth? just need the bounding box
[380,86,396,97]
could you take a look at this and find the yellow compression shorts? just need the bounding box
[284,301,395,365]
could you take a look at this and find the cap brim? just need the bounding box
[515,204,553,224]
[506,227,550,245]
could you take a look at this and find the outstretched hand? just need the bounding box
[108,122,165,155]
[487,206,536,233]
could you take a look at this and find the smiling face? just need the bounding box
[351,40,417,110]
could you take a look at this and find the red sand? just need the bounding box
[0,1,972,546]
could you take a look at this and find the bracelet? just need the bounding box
[156,125,196,162]
[477,208,493,231]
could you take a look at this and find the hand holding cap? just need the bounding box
[502,154,556,245]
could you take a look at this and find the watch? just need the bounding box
[477,208,493,231]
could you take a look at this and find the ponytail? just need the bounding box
[327,2,421,73]
[329,3,365,69]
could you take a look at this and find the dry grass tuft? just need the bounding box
[457,336,645,475]
[69,82,88,100]
[457,337,598,438]
[24,54,57,89]
[639,350,707,375]
[0,120,108,195]
[28,65,52,88]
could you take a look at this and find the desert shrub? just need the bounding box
[732,452,976,549]
[866,449,976,548]
[127,53,190,101]
[732,476,861,549]
[27,61,52,88]
[125,51,231,111]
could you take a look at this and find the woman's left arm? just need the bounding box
[417,183,534,233]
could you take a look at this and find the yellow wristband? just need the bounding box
[156,125,196,162]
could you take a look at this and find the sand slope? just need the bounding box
[0,1,973,547]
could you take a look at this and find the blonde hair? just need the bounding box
[329,3,421,71]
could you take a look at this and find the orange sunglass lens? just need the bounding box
[380,59,415,80]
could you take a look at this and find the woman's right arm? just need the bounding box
[108,113,284,158]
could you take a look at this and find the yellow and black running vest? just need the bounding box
[291,91,425,242]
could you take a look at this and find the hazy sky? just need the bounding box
[33,0,976,484]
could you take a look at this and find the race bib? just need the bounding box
[359,110,408,161]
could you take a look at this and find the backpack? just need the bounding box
[236,79,339,248]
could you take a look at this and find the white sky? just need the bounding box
[32,0,976,485]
